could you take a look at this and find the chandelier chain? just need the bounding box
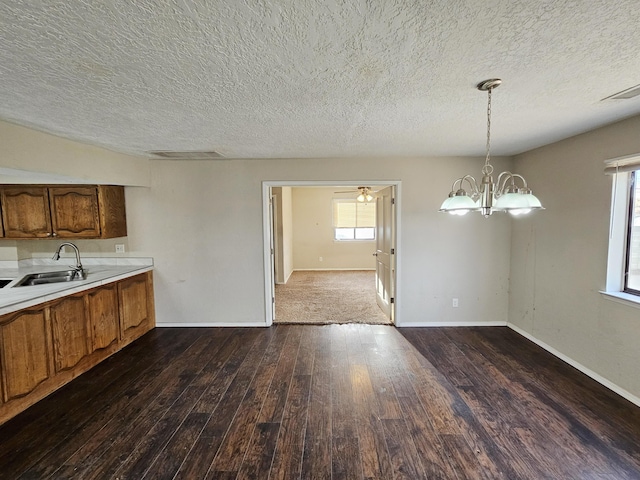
[482,88,493,175]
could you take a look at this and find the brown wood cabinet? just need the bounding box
[50,294,90,373]
[0,309,52,402]
[49,187,101,238]
[1,186,52,238]
[87,284,120,351]
[0,185,127,239]
[118,273,154,344]
[0,271,154,424]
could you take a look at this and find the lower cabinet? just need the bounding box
[0,309,52,402]
[118,273,153,344]
[50,294,90,373]
[87,284,120,351]
[0,271,155,424]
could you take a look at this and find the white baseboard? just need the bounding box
[508,323,640,408]
[156,322,268,328]
[397,321,507,328]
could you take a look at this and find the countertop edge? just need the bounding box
[0,266,154,316]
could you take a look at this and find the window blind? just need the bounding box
[333,200,376,228]
[604,155,640,175]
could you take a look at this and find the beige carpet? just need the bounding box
[274,270,391,325]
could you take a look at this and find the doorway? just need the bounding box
[262,181,400,326]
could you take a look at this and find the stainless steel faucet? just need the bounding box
[52,242,86,280]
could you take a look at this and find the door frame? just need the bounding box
[262,180,402,326]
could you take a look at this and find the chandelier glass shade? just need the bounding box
[439,79,543,218]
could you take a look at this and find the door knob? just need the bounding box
[373,252,378,256]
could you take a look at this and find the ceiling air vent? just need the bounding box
[148,150,225,159]
[601,83,640,101]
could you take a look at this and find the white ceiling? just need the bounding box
[1,1,640,159]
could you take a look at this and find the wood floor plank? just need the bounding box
[395,395,460,480]
[350,364,393,480]
[257,325,303,423]
[268,374,312,480]
[235,422,281,480]
[140,411,210,480]
[109,384,210,480]
[300,329,332,480]
[208,324,290,473]
[0,325,639,479]
[381,418,427,479]
[330,326,363,478]
[173,327,283,480]
[332,436,363,480]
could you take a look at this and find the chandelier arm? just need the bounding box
[495,171,514,195]
[451,175,479,195]
[460,175,479,196]
[509,173,529,189]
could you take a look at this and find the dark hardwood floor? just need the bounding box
[1,325,640,479]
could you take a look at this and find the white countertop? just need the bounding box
[0,257,153,316]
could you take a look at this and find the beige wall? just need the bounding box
[0,120,150,186]
[14,237,130,260]
[509,115,640,400]
[292,187,377,270]
[125,156,512,327]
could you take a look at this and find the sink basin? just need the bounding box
[13,270,84,287]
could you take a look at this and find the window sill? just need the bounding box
[333,240,376,243]
[599,290,640,309]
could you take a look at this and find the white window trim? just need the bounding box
[601,164,640,308]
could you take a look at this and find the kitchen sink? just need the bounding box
[13,269,85,287]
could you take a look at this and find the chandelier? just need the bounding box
[439,79,543,217]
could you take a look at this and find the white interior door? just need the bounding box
[268,193,276,322]
[375,186,394,321]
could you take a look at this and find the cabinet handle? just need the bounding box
[52,232,57,237]
[46,232,52,237]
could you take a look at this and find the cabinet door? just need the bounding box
[50,295,90,372]
[118,273,154,343]
[86,285,120,351]
[49,187,101,238]
[0,187,52,238]
[97,186,127,238]
[0,309,52,402]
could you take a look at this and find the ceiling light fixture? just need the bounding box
[439,79,543,217]
[356,187,374,202]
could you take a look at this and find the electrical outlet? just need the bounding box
[115,244,125,253]
[452,298,459,308]
[319,256,323,262]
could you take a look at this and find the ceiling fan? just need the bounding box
[334,186,376,202]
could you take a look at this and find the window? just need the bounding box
[604,157,640,304]
[333,199,376,241]
[625,170,640,293]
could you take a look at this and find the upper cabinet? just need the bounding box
[49,187,101,238]
[0,185,127,239]
[1,186,52,238]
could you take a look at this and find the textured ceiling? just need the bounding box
[1,0,640,159]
